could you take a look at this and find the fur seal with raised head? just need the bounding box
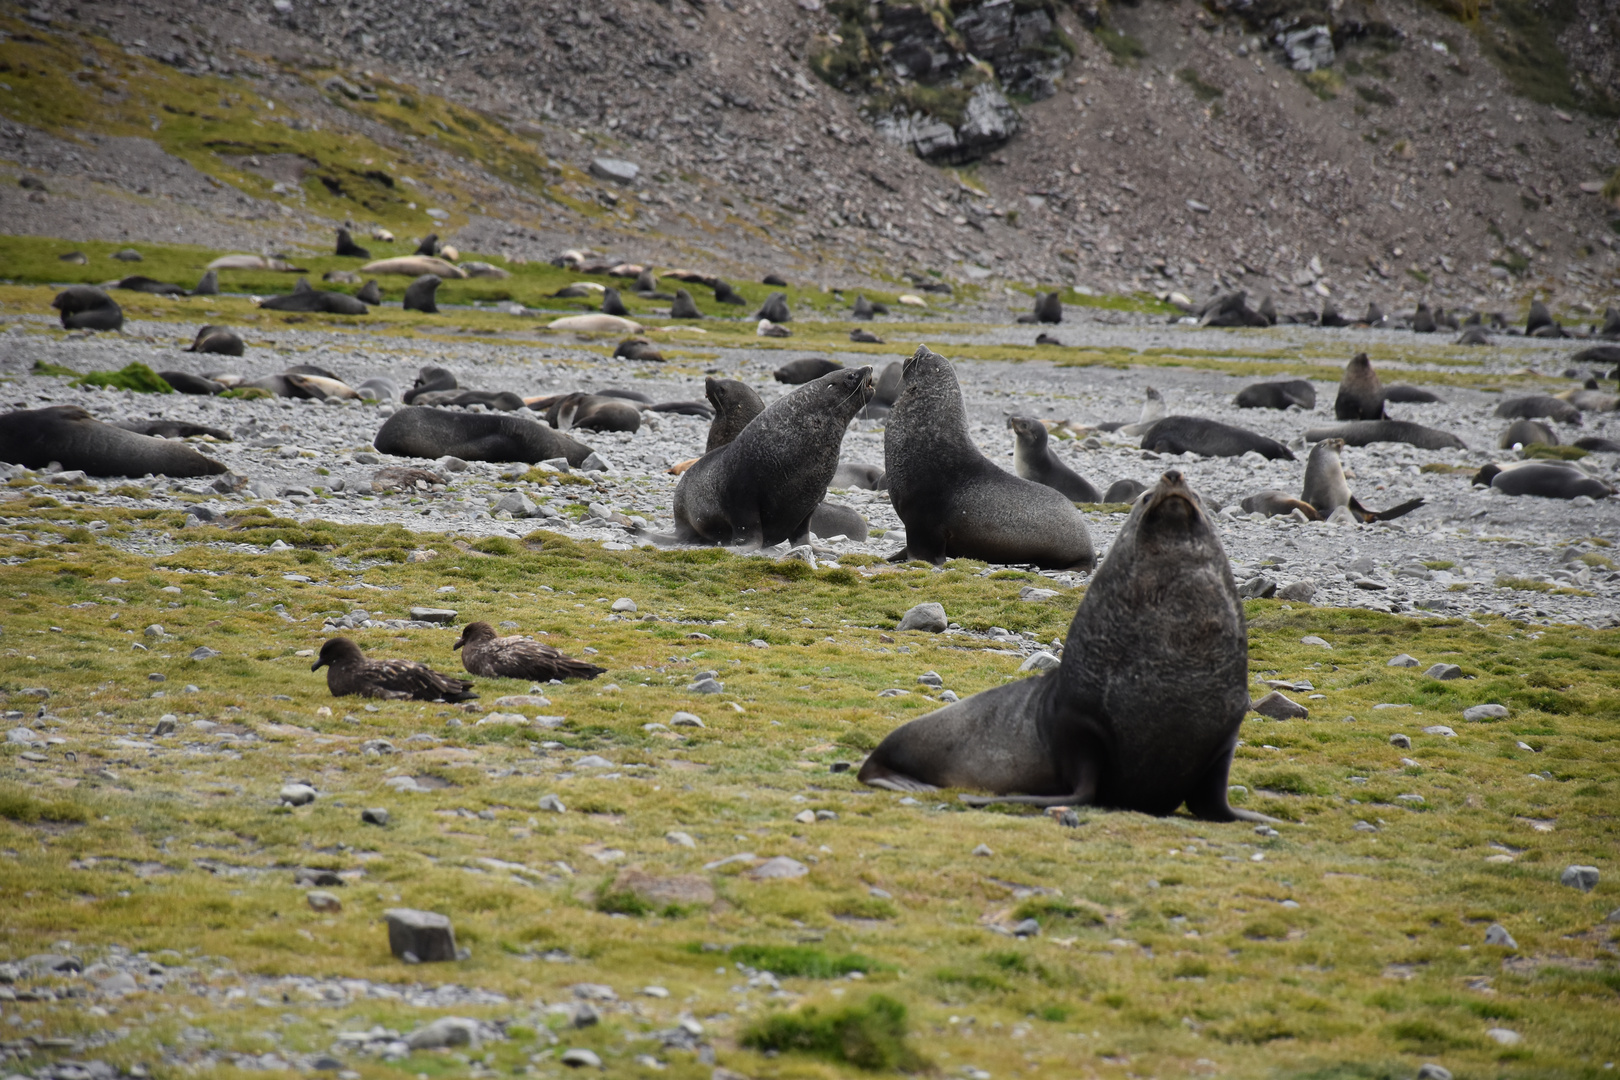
[1137,417,1294,460]
[1016,291,1062,324]
[0,405,227,477]
[704,377,764,452]
[858,360,903,419]
[355,280,382,305]
[404,365,457,403]
[335,228,371,258]
[1302,420,1467,450]
[859,469,1274,824]
[1526,300,1555,335]
[885,346,1094,570]
[454,621,605,682]
[189,269,219,297]
[755,293,791,323]
[1301,438,1424,521]
[403,274,441,314]
[52,286,123,331]
[670,290,702,319]
[664,366,873,549]
[601,287,630,317]
[184,326,244,357]
[313,637,476,702]
[414,234,441,257]
[1334,353,1386,420]
[1500,419,1558,448]
[1473,460,1613,500]
[374,408,593,466]
[852,294,877,320]
[1495,396,1582,425]
[1412,303,1436,333]
[1234,379,1315,410]
[712,280,747,305]
[775,358,843,385]
[1008,415,1101,503]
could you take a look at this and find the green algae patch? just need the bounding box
[71,362,173,393]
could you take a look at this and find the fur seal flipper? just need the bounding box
[1302,439,1424,522]
[0,405,226,477]
[860,470,1274,824]
[454,622,605,681]
[313,637,476,702]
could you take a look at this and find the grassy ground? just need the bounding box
[1,496,1617,1078]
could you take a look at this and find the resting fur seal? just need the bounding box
[158,370,225,394]
[1239,490,1319,519]
[1334,354,1386,421]
[1473,460,1613,500]
[809,501,870,541]
[114,419,230,440]
[403,274,441,313]
[1495,396,1581,425]
[1234,379,1315,410]
[184,326,244,357]
[1008,415,1101,503]
[1500,419,1558,448]
[1104,478,1147,503]
[756,293,791,323]
[859,469,1273,823]
[359,256,465,279]
[666,367,873,548]
[850,328,883,344]
[670,290,702,319]
[1301,438,1424,521]
[411,390,525,411]
[1137,417,1294,460]
[548,393,640,433]
[374,408,593,466]
[357,376,398,402]
[1302,420,1467,450]
[260,282,368,315]
[0,405,227,477]
[1574,437,1620,453]
[1016,291,1062,324]
[1382,384,1443,404]
[712,280,747,305]
[52,286,123,331]
[335,228,371,258]
[404,366,457,403]
[885,346,1094,570]
[313,637,476,702]
[775,358,843,384]
[615,338,666,362]
[110,275,184,296]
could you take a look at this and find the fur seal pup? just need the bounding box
[184,325,244,357]
[665,366,874,549]
[52,286,123,331]
[260,282,369,315]
[375,408,593,466]
[614,338,666,362]
[547,314,641,333]
[454,622,605,681]
[357,376,398,402]
[669,290,702,318]
[1301,439,1424,521]
[1234,379,1315,410]
[404,365,457,404]
[0,405,226,477]
[189,269,219,296]
[859,469,1273,823]
[1302,420,1466,450]
[1239,490,1319,519]
[411,390,525,411]
[414,233,441,257]
[1457,327,1492,345]
[601,287,630,317]
[1015,291,1062,324]
[1495,396,1582,425]
[313,637,476,702]
[885,346,1094,570]
[1382,384,1443,404]
[1008,415,1101,503]
[1473,460,1613,500]
[755,292,791,323]
[335,228,371,258]
[1500,419,1558,448]
[712,280,747,305]
[704,377,764,452]
[1334,353,1386,420]
[1137,417,1294,460]
[831,462,885,490]
[548,393,640,433]
[1104,478,1147,503]
[849,328,883,344]
[809,501,869,541]
[356,279,382,305]
[158,370,225,395]
[403,274,441,313]
[359,256,465,279]
[114,419,231,440]
[775,358,843,384]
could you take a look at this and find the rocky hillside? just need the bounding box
[2,0,1617,310]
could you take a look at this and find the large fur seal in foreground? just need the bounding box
[886,347,1094,570]
[859,470,1274,824]
[374,408,594,466]
[0,406,227,477]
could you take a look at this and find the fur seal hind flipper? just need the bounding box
[1183,742,1284,825]
[1347,496,1426,523]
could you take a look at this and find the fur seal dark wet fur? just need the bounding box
[411,390,526,411]
[858,469,1274,824]
[158,370,225,394]
[375,408,593,466]
[755,292,791,323]
[1137,417,1294,460]
[184,326,244,357]
[775,358,843,385]
[1473,460,1613,500]
[1234,379,1315,410]
[1303,420,1467,450]
[335,228,371,259]
[1301,439,1424,522]
[454,621,604,681]
[1008,416,1101,503]
[414,233,441,257]
[260,281,368,315]
[601,287,629,317]
[0,405,227,477]
[403,275,441,314]
[112,275,185,296]
[665,367,873,548]
[885,346,1094,569]
[51,286,123,331]
[1334,353,1386,421]
[404,365,457,404]
[1383,384,1443,404]
[1495,396,1582,425]
[1500,419,1558,448]
[313,637,476,702]
[1104,478,1147,503]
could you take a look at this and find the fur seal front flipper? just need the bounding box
[859,470,1277,825]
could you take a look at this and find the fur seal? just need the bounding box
[0,405,227,477]
[670,290,702,318]
[454,622,605,681]
[666,367,874,549]
[547,393,640,433]
[335,228,371,258]
[375,408,593,466]
[1526,300,1554,335]
[1320,301,1349,328]
[547,314,641,333]
[1571,345,1620,367]
[553,284,599,299]
[52,286,123,331]
[858,469,1273,824]
[712,280,747,305]
[1495,396,1582,425]
[646,400,712,418]
[110,276,179,297]
[1301,438,1424,521]
[1257,295,1279,326]
[1239,490,1319,519]
[1138,417,1294,460]
[704,377,764,452]
[360,256,465,279]
[411,390,525,411]
[313,637,476,702]
[1382,384,1443,404]
[1574,437,1620,453]
[1008,415,1101,503]
[1302,420,1466,450]
[850,328,884,344]
[1457,327,1492,345]
[357,376,398,402]
[404,366,457,403]
[852,294,877,320]
[1104,478,1147,503]
[1098,387,1165,436]
[1334,354,1386,420]
[158,370,225,394]
[260,281,369,315]
[1598,308,1620,339]
[356,279,382,305]
[831,462,885,490]
[1035,332,1065,346]
[809,501,870,541]
[885,346,1094,570]
[190,269,219,296]
[403,274,441,313]
[1558,385,1620,412]
[1412,303,1436,333]
[1473,460,1613,500]
[858,360,903,419]
[775,358,843,384]
[755,293,791,323]
[1016,291,1063,325]
[414,234,441,257]
[286,373,360,401]
[763,273,788,287]
[1500,419,1558,448]
[114,419,230,440]
[184,325,244,357]
[612,338,664,362]
[1199,291,1268,328]
[601,287,630,317]
[758,319,792,338]
[1234,379,1315,410]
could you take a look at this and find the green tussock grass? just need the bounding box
[725,943,885,978]
[70,361,173,393]
[1523,444,1589,461]
[741,994,925,1071]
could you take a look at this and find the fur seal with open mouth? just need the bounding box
[859,469,1276,824]
[1008,415,1101,503]
[0,405,227,477]
[51,286,124,331]
[885,346,1094,570]
[374,408,594,466]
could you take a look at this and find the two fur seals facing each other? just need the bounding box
[1500,419,1559,448]
[259,279,369,315]
[662,366,874,549]
[1334,353,1386,420]
[312,637,477,702]
[184,325,244,357]
[1137,416,1295,461]
[1008,415,1101,503]
[1234,379,1316,411]
[885,346,1094,570]
[858,469,1276,825]
[1495,395,1582,425]
[454,622,606,681]
[51,286,123,331]
[404,365,457,404]
[1016,291,1063,324]
[157,370,225,395]
[1298,438,1424,522]
[374,408,594,466]
[0,405,227,478]
[403,275,441,313]
[755,292,791,323]
[334,228,371,259]
[113,419,231,441]
[1302,420,1467,451]
[775,358,843,385]
[1473,460,1614,500]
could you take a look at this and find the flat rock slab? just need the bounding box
[409,607,458,623]
[1252,690,1309,720]
[747,856,809,881]
[1464,704,1510,721]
